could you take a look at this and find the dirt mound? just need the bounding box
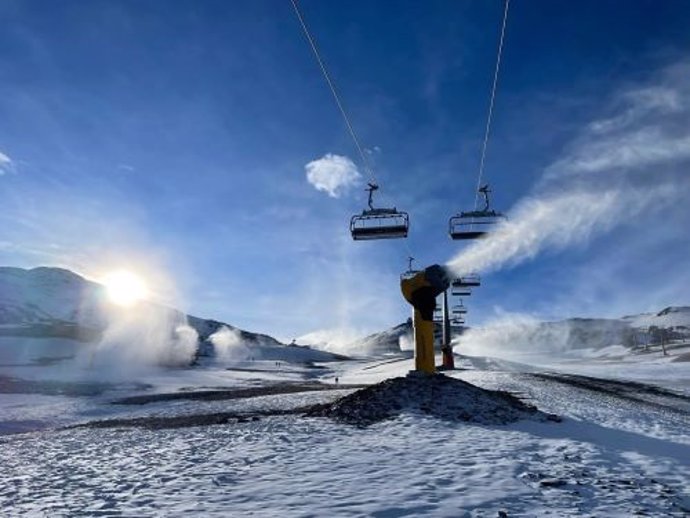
[307,372,560,426]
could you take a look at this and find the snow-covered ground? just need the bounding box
[1,337,689,517]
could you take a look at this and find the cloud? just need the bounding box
[305,153,361,198]
[0,150,13,175]
[546,62,690,178]
[547,128,690,176]
[587,86,682,134]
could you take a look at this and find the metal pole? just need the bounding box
[441,289,454,369]
[443,289,451,347]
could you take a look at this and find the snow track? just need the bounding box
[2,410,688,517]
[527,372,690,416]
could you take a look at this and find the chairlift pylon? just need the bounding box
[449,184,506,240]
[351,183,409,240]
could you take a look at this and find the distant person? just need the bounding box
[335,376,339,385]
[290,339,296,346]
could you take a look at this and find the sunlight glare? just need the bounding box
[104,270,149,307]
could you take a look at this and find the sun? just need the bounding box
[103,270,149,307]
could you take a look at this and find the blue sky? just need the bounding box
[1,0,689,342]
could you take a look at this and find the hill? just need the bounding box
[0,266,342,364]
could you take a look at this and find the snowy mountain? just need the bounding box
[623,306,690,330]
[336,307,690,357]
[346,321,413,355]
[0,266,274,344]
[556,308,690,349]
[533,317,633,350]
[0,266,342,363]
[0,267,103,326]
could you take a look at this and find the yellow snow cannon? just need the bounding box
[400,264,450,374]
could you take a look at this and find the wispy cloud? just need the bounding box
[546,61,690,178]
[305,153,361,198]
[546,128,690,176]
[0,150,14,175]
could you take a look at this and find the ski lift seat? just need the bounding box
[449,211,505,240]
[450,229,488,240]
[451,285,472,296]
[454,274,481,287]
[448,185,506,240]
[400,256,419,280]
[350,209,409,240]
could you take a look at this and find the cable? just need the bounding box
[291,0,415,262]
[290,0,377,185]
[473,0,510,211]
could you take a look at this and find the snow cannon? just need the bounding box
[400,264,450,373]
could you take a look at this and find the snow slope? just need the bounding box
[1,266,689,515]
[0,350,688,516]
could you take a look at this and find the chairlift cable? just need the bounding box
[292,0,413,248]
[290,0,377,185]
[472,0,509,211]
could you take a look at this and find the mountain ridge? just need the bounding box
[0,266,282,347]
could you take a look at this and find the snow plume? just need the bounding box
[446,184,675,277]
[447,59,690,278]
[305,153,361,198]
[87,304,198,371]
[455,311,633,361]
[209,326,252,361]
[455,313,571,359]
[398,332,414,351]
[298,327,362,354]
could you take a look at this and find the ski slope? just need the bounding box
[1,338,688,517]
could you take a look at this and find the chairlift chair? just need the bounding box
[449,184,506,240]
[351,183,409,240]
[452,303,468,314]
[454,273,481,287]
[451,282,472,297]
[400,256,420,281]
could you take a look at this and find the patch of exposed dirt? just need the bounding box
[73,408,309,430]
[307,372,560,427]
[111,382,366,405]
